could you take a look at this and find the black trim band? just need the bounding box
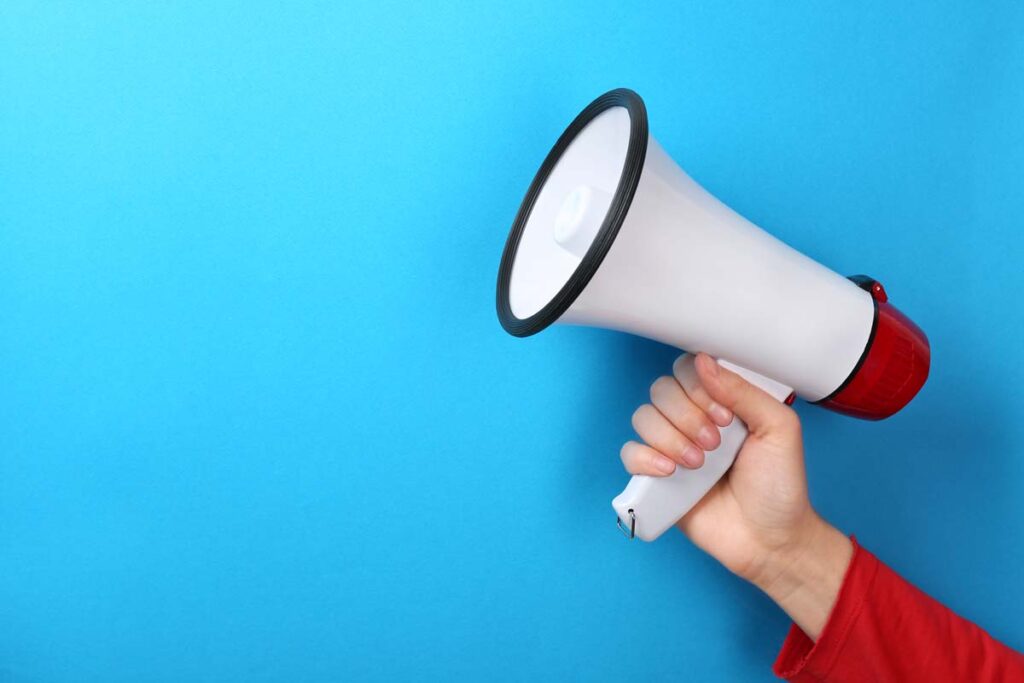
[496,88,649,337]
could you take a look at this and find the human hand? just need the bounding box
[620,352,852,638]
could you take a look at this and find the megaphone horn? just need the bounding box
[496,89,929,542]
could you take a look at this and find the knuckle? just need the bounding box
[619,441,635,462]
[631,404,651,429]
[671,353,692,378]
[649,376,676,402]
[620,442,642,473]
[773,406,802,433]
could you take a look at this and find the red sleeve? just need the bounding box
[773,537,1024,682]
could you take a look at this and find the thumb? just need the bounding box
[693,353,797,437]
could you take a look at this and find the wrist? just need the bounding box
[752,514,854,640]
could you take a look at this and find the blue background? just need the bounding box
[2,2,1022,681]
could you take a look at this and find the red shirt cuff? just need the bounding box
[772,535,879,681]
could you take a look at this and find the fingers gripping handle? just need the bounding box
[612,417,751,541]
[612,359,792,542]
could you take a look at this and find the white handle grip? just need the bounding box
[612,359,792,542]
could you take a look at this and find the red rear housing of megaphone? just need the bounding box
[816,275,930,420]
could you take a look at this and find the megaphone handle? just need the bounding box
[611,359,792,542]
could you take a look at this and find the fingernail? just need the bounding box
[709,402,733,427]
[697,425,718,450]
[682,446,704,468]
[654,456,676,474]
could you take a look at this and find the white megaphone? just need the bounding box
[496,89,930,542]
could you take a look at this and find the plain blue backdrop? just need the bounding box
[2,2,1023,681]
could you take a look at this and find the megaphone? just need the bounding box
[496,89,929,542]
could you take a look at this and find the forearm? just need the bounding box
[752,514,853,641]
[767,535,1024,682]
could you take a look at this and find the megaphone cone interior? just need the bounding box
[497,90,648,336]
